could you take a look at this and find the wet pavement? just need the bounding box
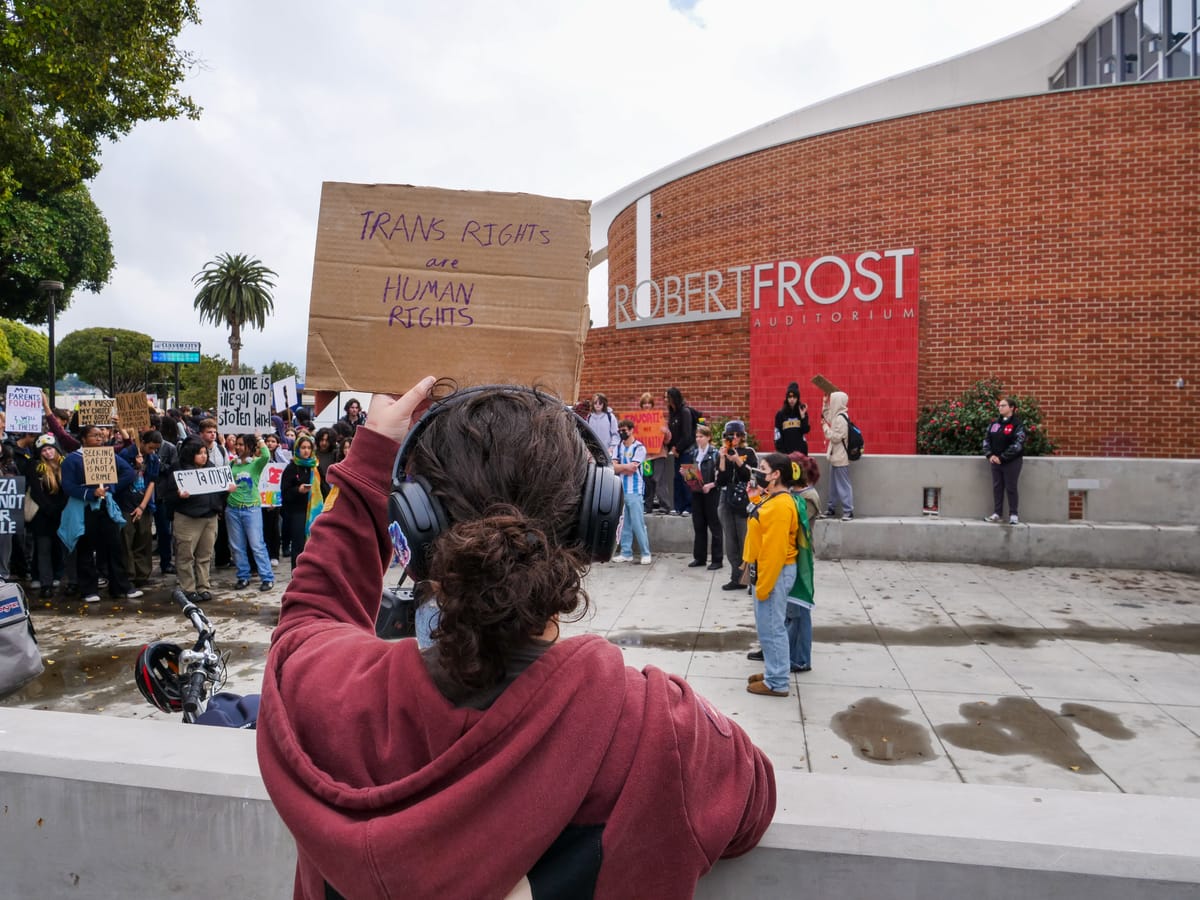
[4,556,1200,798]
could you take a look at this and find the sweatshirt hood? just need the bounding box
[827,391,848,418]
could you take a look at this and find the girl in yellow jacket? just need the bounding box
[743,452,800,697]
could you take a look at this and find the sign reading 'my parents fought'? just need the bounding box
[306,183,591,402]
[218,375,272,431]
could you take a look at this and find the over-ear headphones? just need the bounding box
[388,385,622,579]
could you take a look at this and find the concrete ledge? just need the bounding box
[2,708,1198,898]
[645,514,1200,573]
[815,518,1200,572]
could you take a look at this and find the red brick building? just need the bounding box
[581,0,1199,458]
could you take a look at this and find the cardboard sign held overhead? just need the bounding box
[811,375,840,396]
[77,400,116,426]
[272,375,298,413]
[4,386,42,434]
[116,392,151,436]
[82,447,118,485]
[218,375,272,431]
[306,182,591,402]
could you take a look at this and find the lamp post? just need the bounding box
[102,336,117,398]
[38,280,64,408]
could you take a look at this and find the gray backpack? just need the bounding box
[0,583,44,699]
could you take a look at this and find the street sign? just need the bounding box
[151,340,201,364]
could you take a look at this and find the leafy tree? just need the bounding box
[0,318,48,384]
[55,327,174,396]
[0,1,201,197]
[0,184,114,321]
[0,329,21,384]
[917,379,1056,456]
[192,253,276,373]
[176,353,247,411]
[262,359,299,383]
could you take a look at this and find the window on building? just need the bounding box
[1051,0,1200,88]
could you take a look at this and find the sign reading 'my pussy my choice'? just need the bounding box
[306,183,592,402]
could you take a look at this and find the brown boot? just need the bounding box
[747,673,765,684]
[747,680,788,697]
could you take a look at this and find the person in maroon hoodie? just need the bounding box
[257,377,776,900]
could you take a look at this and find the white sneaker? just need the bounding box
[613,555,633,563]
[270,559,280,568]
[984,514,1001,523]
[125,589,144,599]
[82,594,101,604]
[30,580,41,589]
[1009,515,1019,525]
[640,555,653,565]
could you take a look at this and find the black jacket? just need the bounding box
[982,415,1026,462]
[160,461,227,518]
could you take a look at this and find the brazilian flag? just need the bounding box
[788,493,815,608]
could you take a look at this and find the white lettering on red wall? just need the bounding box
[613,247,916,328]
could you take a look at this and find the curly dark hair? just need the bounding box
[407,388,593,691]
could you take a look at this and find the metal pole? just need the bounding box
[107,344,115,398]
[174,363,181,410]
[38,280,63,409]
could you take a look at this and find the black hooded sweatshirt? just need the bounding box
[773,382,810,454]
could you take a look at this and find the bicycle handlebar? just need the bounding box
[182,669,207,716]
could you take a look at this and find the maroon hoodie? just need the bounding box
[257,427,776,899]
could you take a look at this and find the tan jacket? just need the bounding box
[822,391,850,467]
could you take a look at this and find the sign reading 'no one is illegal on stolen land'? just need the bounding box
[305,183,592,402]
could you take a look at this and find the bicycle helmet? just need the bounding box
[133,641,184,712]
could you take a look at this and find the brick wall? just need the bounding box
[581,80,1200,458]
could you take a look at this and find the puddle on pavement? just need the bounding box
[4,638,272,709]
[936,697,1135,773]
[830,698,937,765]
[608,630,757,652]
[815,622,1200,655]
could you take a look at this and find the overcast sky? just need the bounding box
[59,0,1076,375]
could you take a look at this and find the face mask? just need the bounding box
[753,470,770,488]
[618,430,630,441]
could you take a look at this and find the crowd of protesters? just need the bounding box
[0,392,369,604]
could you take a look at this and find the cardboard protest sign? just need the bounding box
[116,392,151,436]
[82,447,118,485]
[306,182,591,402]
[4,386,42,434]
[272,375,298,413]
[174,466,234,496]
[77,399,115,426]
[0,477,25,537]
[218,375,272,431]
[811,374,840,396]
[624,409,665,456]
[259,462,285,507]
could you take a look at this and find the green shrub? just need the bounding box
[917,379,1056,456]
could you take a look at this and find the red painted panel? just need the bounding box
[749,249,919,455]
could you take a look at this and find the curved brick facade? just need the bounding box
[581,80,1200,458]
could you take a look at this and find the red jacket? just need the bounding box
[257,427,776,899]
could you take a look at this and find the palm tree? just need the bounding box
[192,253,277,372]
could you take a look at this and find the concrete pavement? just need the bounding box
[5,550,1199,799]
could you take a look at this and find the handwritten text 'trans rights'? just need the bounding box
[358,210,555,331]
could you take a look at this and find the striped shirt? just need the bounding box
[616,439,646,495]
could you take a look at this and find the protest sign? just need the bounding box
[174,466,235,496]
[77,399,115,426]
[5,386,43,434]
[0,477,25,537]
[624,409,665,456]
[116,392,151,435]
[272,375,298,413]
[259,462,285,507]
[82,447,118,485]
[218,375,272,431]
[680,462,703,491]
[305,182,591,402]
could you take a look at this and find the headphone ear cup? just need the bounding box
[578,462,623,563]
[388,476,447,580]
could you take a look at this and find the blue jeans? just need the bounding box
[786,602,813,669]
[226,505,273,583]
[754,563,796,692]
[620,492,650,558]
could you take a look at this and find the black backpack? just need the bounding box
[841,413,864,461]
